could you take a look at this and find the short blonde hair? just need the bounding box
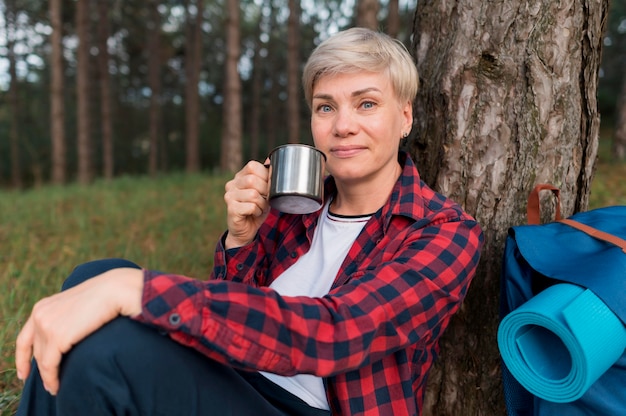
[302,27,419,107]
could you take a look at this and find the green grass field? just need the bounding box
[1,154,625,414]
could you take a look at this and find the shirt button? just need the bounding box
[168,313,181,326]
[290,252,297,258]
[236,263,244,271]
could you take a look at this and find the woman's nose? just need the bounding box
[332,108,358,137]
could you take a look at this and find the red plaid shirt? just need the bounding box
[134,152,483,415]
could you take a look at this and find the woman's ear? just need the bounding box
[402,101,413,134]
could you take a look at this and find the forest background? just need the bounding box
[0,0,624,188]
[1,0,419,187]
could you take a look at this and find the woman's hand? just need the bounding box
[15,267,144,395]
[223,160,271,249]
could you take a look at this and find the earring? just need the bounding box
[402,132,409,138]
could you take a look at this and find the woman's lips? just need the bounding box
[330,146,366,158]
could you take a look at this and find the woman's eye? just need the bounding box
[318,104,332,113]
[361,101,376,109]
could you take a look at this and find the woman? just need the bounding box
[15,27,483,415]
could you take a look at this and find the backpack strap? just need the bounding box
[528,183,626,253]
[527,184,562,225]
[559,218,626,254]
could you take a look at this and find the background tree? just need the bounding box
[76,0,93,184]
[220,0,242,172]
[49,0,66,184]
[356,0,379,30]
[5,0,22,188]
[97,0,114,179]
[614,79,626,160]
[606,1,626,161]
[410,0,608,413]
[265,1,284,152]
[184,0,203,173]
[248,5,265,161]
[148,0,163,176]
[386,0,400,38]
[287,0,301,144]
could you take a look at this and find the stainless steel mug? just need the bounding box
[268,144,326,214]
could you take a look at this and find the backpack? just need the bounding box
[498,184,626,416]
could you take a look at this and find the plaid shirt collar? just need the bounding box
[302,150,425,234]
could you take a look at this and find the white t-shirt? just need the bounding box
[260,201,371,410]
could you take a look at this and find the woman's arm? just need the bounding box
[135,215,483,376]
[15,267,144,395]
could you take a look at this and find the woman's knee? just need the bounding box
[62,258,141,290]
[56,318,157,412]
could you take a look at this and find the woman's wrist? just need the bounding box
[224,232,253,250]
[97,267,145,317]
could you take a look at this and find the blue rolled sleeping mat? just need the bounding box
[498,206,626,415]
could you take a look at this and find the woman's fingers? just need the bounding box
[225,161,270,198]
[223,161,271,247]
[14,316,34,382]
[15,298,66,395]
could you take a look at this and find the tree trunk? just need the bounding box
[356,0,380,30]
[50,0,66,185]
[410,0,607,414]
[287,0,301,144]
[220,0,242,172]
[249,11,264,161]
[387,0,400,38]
[76,0,93,184]
[148,0,163,176]
[613,77,626,161]
[6,0,22,188]
[266,1,280,151]
[97,0,114,180]
[185,0,203,173]
[267,71,279,151]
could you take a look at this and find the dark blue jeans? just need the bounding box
[16,259,330,416]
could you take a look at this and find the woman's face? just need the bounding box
[310,71,412,186]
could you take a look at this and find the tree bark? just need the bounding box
[50,0,66,185]
[287,0,301,144]
[97,0,114,180]
[76,0,93,184]
[220,0,242,172]
[410,0,607,414]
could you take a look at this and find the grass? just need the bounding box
[0,149,625,414]
[0,172,229,414]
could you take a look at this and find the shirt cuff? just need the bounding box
[132,269,204,336]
